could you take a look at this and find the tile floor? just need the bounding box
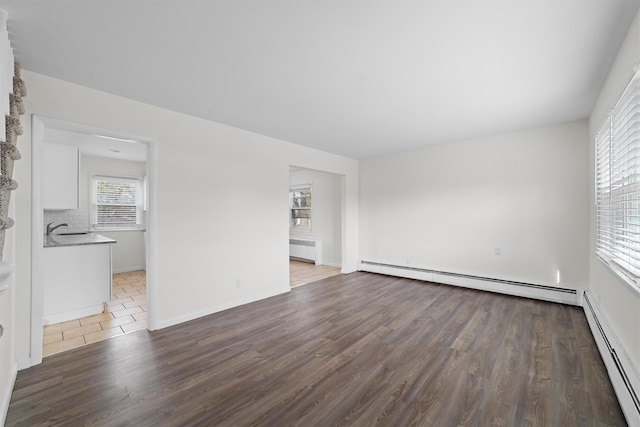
[289,259,341,287]
[42,263,339,357]
[43,270,147,357]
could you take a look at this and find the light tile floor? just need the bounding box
[43,270,147,357]
[289,259,341,287]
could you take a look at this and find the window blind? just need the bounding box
[596,118,612,257]
[596,71,640,281]
[92,175,143,229]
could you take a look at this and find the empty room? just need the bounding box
[1,0,640,425]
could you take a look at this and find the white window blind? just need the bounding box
[596,70,640,282]
[91,175,144,230]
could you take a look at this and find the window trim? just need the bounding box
[90,173,145,231]
[596,251,640,298]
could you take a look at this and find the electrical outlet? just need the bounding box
[235,280,241,289]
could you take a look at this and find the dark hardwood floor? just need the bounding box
[7,272,626,426]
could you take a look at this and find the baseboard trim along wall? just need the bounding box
[357,260,639,425]
[358,260,582,306]
[0,361,17,426]
[323,262,342,268]
[16,358,31,371]
[43,303,105,326]
[112,266,145,274]
[583,291,640,426]
[155,286,291,330]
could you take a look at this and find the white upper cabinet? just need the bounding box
[43,142,79,210]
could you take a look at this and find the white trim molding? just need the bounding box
[358,260,583,306]
[357,260,638,424]
[112,266,146,274]
[42,303,105,326]
[0,361,17,427]
[155,286,291,330]
[583,291,640,426]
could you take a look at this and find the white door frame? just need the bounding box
[288,165,346,276]
[30,115,157,365]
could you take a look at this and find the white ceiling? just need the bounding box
[44,128,147,162]
[3,0,639,159]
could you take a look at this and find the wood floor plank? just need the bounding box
[6,272,627,426]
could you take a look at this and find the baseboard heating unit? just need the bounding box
[358,260,582,306]
[358,260,640,425]
[583,291,640,426]
[289,239,322,265]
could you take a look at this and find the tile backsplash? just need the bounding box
[44,209,90,234]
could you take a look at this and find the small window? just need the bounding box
[290,184,312,230]
[91,175,144,231]
[595,70,640,285]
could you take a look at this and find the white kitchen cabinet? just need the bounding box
[43,142,79,210]
[43,243,113,324]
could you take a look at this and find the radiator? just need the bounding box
[289,239,322,265]
[358,260,581,305]
[357,260,640,426]
[583,291,640,426]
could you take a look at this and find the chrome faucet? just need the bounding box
[46,222,68,235]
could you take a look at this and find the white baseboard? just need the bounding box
[43,303,105,325]
[0,361,17,426]
[322,262,342,268]
[583,291,640,426]
[358,261,637,423]
[112,266,145,274]
[16,358,31,371]
[155,286,291,330]
[358,261,582,306]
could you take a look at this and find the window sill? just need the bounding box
[596,252,640,299]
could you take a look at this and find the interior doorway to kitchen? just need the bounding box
[42,270,147,357]
[31,116,156,364]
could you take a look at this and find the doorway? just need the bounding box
[42,270,147,356]
[288,166,343,287]
[31,116,156,364]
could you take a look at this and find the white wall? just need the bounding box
[13,71,359,365]
[589,10,640,369]
[360,120,589,288]
[289,168,342,267]
[80,155,146,273]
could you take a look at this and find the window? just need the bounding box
[290,184,312,230]
[91,175,144,230]
[595,70,640,285]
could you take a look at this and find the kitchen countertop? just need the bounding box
[44,233,117,248]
